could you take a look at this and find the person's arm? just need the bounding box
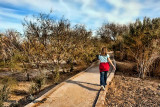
[108,57,116,70]
[97,54,100,63]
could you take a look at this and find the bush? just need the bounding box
[0,99,3,107]
[0,77,17,106]
[29,75,46,94]
[1,77,17,89]
[54,67,60,83]
[0,84,10,102]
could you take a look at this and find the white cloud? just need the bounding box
[0,7,25,20]
[0,0,160,33]
[104,0,142,24]
[140,0,160,17]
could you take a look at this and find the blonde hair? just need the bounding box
[101,47,108,56]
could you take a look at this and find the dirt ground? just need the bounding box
[105,72,160,107]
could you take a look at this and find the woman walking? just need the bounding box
[98,47,116,91]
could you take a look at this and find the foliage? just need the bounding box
[0,77,17,88]
[0,12,160,81]
[0,84,10,102]
[29,75,46,94]
[98,17,160,78]
[123,18,160,78]
[54,66,60,83]
[0,30,23,71]
[0,99,3,107]
[0,77,17,106]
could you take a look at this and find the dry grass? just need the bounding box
[105,73,160,106]
[10,82,31,101]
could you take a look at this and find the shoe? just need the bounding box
[101,85,105,91]
[105,84,107,87]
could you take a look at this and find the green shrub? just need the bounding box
[0,77,17,106]
[54,67,60,83]
[29,75,46,94]
[0,84,10,102]
[1,77,17,89]
[0,99,3,107]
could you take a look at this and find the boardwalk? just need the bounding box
[38,64,99,107]
[26,60,115,107]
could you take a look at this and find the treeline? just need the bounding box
[98,17,160,78]
[0,13,160,79]
[0,13,102,76]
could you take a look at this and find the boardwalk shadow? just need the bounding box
[66,80,99,91]
[66,80,102,107]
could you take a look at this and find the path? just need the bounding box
[39,63,100,107]
[26,60,115,107]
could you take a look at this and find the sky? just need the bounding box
[0,0,160,34]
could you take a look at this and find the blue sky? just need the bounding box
[0,0,160,34]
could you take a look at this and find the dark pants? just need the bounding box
[100,71,108,87]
